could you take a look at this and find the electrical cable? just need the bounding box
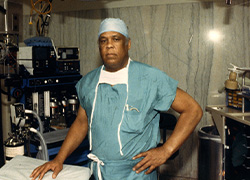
[36,15,42,36]
[40,2,52,36]
[29,0,53,30]
[30,0,52,36]
[30,0,52,15]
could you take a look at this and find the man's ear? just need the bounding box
[127,39,131,50]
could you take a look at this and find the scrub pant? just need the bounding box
[89,159,157,180]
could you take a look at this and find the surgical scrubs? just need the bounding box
[75,60,178,180]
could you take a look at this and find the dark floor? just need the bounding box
[159,175,197,180]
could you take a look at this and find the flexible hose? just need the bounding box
[25,109,44,134]
[30,0,52,15]
[30,127,49,161]
[29,0,52,26]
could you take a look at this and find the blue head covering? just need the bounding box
[98,18,129,38]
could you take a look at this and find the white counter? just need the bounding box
[0,155,91,180]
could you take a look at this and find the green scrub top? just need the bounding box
[76,60,178,180]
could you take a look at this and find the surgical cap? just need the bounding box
[98,18,129,38]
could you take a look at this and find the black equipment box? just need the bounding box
[18,46,56,76]
[58,47,79,60]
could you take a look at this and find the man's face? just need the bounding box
[99,31,131,72]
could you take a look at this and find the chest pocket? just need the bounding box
[121,79,147,134]
[122,106,145,134]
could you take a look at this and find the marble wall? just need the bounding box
[22,0,250,179]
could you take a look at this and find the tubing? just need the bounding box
[30,127,48,161]
[25,109,43,134]
[30,0,52,15]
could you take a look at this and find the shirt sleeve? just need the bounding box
[75,78,85,109]
[154,70,178,112]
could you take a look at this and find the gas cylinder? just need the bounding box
[4,132,24,163]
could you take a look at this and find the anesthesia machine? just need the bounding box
[1,43,89,166]
[1,44,89,166]
[0,0,89,169]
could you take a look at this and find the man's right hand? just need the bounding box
[30,106,88,180]
[29,159,63,180]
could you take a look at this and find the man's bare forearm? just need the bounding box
[54,106,88,163]
[30,106,88,180]
[163,88,203,157]
[162,105,202,158]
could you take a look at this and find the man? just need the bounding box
[30,18,202,180]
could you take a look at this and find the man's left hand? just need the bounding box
[132,146,169,174]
